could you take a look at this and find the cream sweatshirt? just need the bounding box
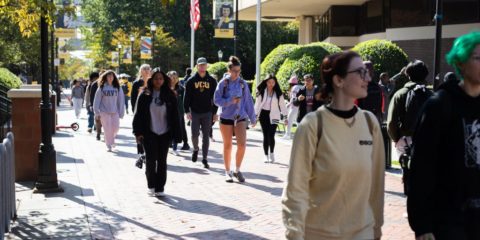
[282,106,385,240]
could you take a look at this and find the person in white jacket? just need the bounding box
[254,74,288,163]
[93,70,125,152]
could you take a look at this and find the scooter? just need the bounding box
[56,122,79,131]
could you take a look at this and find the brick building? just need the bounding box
[239,0,480,82]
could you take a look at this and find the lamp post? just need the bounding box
[433,0,443,90]
[217,50,223,62]
[34,0,62,193]
[130,34,135,63]
[150,21,157,66]
[117,43,122,74]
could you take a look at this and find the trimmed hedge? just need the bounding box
[207,62,228,80]
[352,39,408,81]
[260,44,300,80]
[276,55,318,91]
[0,68,22,89]
[276,42,342,91]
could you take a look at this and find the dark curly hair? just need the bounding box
[145,68,174,102]
[99,70,120,89]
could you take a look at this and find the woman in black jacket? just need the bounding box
[132,68,181,197]
[292,74,324,122]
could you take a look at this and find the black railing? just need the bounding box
[0,84,12,139]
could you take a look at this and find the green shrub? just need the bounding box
[207,62,228,81]
[352,39,408,80]
[276,55,318,91]
[0,68,22,89]
[275,42,342,91]
[260,44,300,80]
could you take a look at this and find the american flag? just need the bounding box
[190,0,200,31]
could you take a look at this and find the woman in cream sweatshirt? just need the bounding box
[282,51,385,240]
[93,70,125,152]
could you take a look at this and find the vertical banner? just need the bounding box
[213,0,235,38]
[111,51,119,67]
[55,0,76,38]
[140,36,152,60]
[122,46,132,64]
[58,38,70,60]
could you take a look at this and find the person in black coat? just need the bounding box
[132,68,181,197]
[292,74,324,122]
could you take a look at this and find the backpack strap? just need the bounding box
[316,110,323,147]
[363,111,374,136]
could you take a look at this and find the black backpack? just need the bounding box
[401,85,433,134]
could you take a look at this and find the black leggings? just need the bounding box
[259,110,277,155]
[144,131,171,192]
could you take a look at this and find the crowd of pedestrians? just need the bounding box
[59,31,480,240]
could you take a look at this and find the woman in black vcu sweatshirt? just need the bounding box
[407,31,480,240]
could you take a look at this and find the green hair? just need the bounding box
[446,31,480,78]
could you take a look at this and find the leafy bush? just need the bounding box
[207,62,228,81]
[352,39,409,80]
[275,42,342,91]
[260,44,300,80]
[0,68,22,89]
[276,55,318,91]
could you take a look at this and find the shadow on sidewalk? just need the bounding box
[57,151,85,164]
[182,228,269,240]
[155,195,251,221]
[239,182,283,197]
[242,171,283,183]
[385,190,406,198]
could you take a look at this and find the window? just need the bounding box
[330,6,358,36]
[390,0,433,28]
[444,0,479,24]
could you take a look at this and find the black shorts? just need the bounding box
[220,118,246,126]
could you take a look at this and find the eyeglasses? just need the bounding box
[347,68,369,80]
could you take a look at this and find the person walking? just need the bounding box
[379,72,394,121]
[84,72,99,133]
[120,78,130,114]
[93,70,125,152]
[71,79,85,119]
[407,31,480,240]
[357,61,384,122]
[184,57,218,168]
[214,56,256,182]
[282,51,385,240]
[180,67,192,87]
[254,74,288,163]
[282,75,302,139]
[167,70,190,155]
[131,64,151,112]
[89,71,105,140]
[133,68,181,197]
[292,74,323,122]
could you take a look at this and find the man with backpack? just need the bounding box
[357,61,384,122]
[387,60,433,195]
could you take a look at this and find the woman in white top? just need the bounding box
[254,74,288,163]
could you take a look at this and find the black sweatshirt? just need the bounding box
[407,81,480,237]
[130,79,144,112]
[183,72,218,114]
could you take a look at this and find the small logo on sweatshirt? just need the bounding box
[359,140,373,146]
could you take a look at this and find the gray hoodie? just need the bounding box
[93,84,125,118]
[72,85,84,99]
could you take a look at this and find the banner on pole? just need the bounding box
[122,46,132,64]
[111,51,119,67]
[214,0,235,38]
[140,37,152,60]
[58,38,70,59]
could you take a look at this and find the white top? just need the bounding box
[149,90,168,135]
[254,89,288,123]
[261,93,274,111]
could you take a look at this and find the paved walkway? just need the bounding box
[5,99,413,239]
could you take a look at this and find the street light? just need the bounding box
[150,21,157,66]
[130,34,135,65]
[218,50,223,62]
[117,43,122,74]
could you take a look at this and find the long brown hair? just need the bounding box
[99,70,120,89]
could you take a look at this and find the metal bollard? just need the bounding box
[381,123,392,169]
[0,142,6,238]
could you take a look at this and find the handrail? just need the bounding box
[0,132,15,238]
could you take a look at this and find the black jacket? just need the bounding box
[407,80,480,237]
[183,72,218,114]
[130,79,144,112]
[357,81,383,122]
[292,86,323,122]
[89,80,99,107]
[132,88,181,143]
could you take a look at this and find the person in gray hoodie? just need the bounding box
[71,79,85,119]
[93,70,125,152]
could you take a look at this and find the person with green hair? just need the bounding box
[407,31,480,240]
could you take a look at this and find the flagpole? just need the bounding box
[255,0,261,87]
[190,0,195,69]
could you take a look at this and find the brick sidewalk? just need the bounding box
[5,102,414,239]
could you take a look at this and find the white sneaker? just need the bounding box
[155,192,166,197]
[269,153,276,163]
[172,150,180,156]
[148,188,155,196]
[264,155,270,163]
[225,171,234,183]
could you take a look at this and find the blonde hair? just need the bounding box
[137,64,151,80]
